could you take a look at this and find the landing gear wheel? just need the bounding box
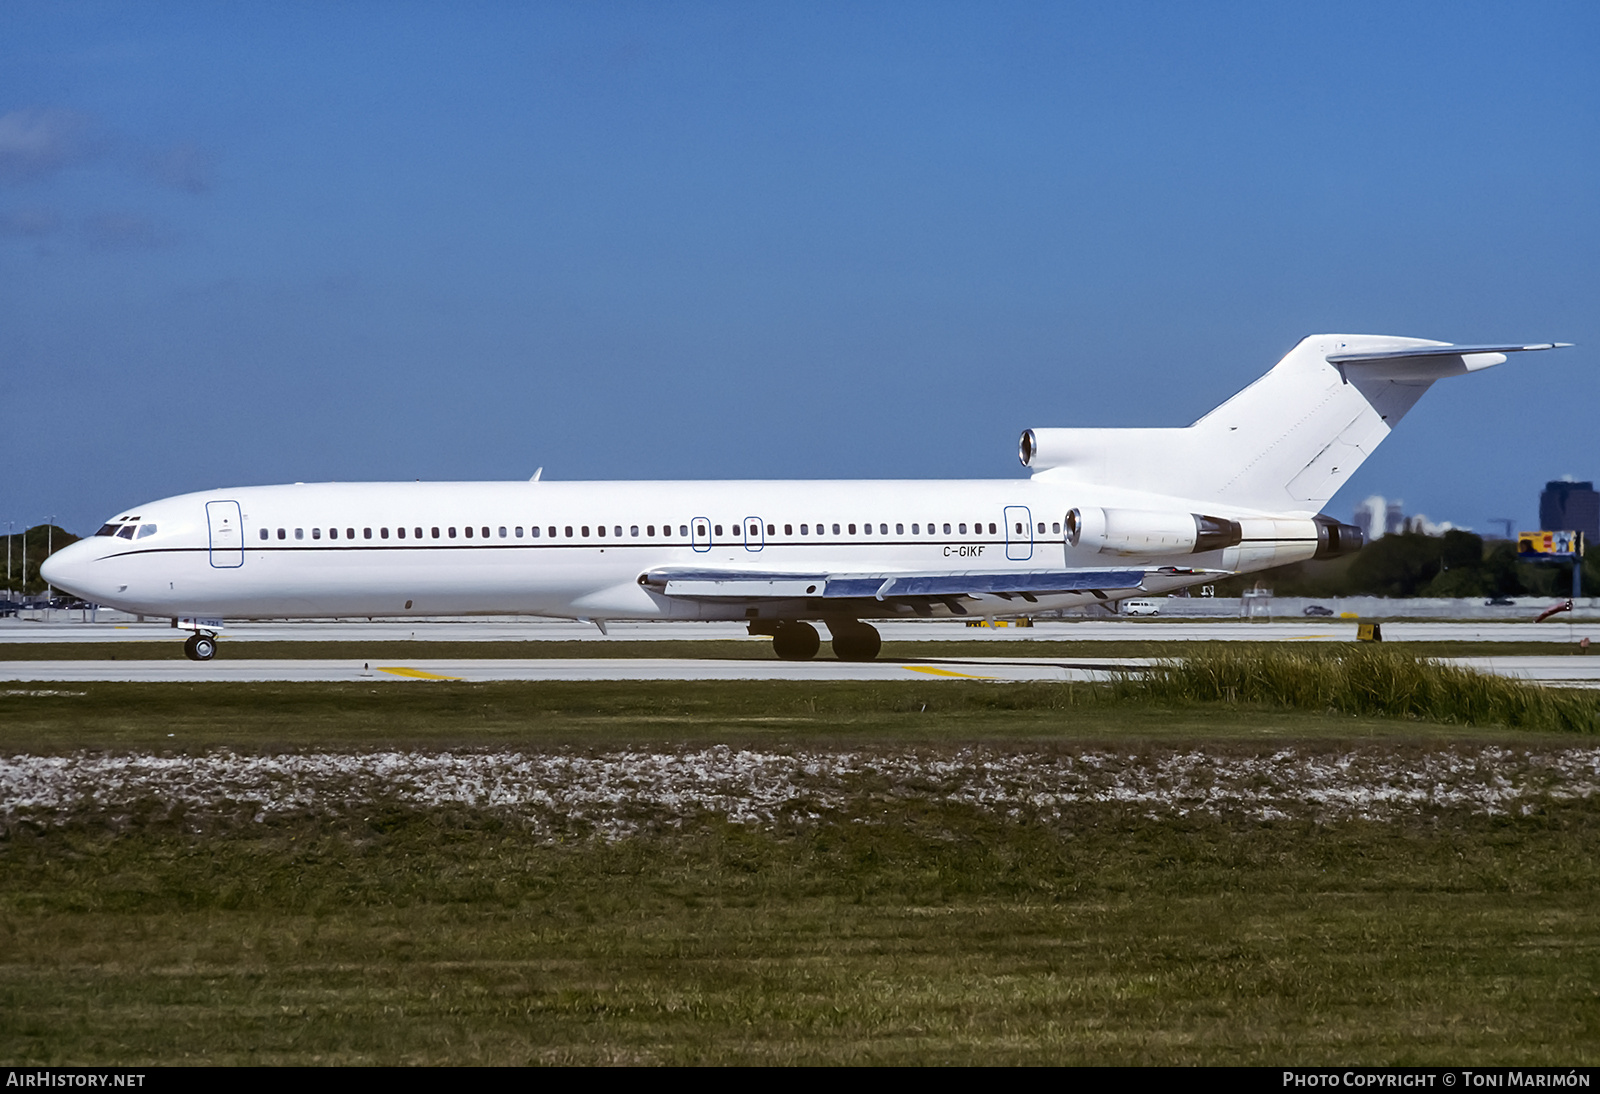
[184,634,217,661]
[772,621,821,661]
[829,621,882,662]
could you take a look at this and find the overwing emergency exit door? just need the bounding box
[1004,506,1033,561]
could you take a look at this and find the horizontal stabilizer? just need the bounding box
[1326,342,1569,363]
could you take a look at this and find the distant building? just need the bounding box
[1385,500,1405,536]
[1352,494,1458,540]
[1353,496,1386,542]
[1540,479,1599,541]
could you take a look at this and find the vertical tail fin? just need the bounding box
[1022,335,1566,513]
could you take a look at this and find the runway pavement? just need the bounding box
[0,656,1129,683]
[3,617,1598,645]
[4,655,1598,686]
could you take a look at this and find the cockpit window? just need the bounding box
[116,525,136,539]
[136,525,157,539]
[95,524,120,537]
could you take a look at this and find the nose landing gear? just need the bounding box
[183,633,218,661]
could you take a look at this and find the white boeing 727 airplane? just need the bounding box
[42,334,1567,662]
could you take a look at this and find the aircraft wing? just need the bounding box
[639,566,1206,614]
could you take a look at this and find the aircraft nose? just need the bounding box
[40,540,103,600]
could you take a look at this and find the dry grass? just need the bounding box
[1131,644,1600,734]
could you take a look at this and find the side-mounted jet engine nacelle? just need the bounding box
[1313,515,1365,559]
[1065,507,1243,557]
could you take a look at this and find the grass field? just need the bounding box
[3,668,1599,1064]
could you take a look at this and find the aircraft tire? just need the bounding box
[772,621,821,661]
[184,634,217,661]
[830,622,882,662]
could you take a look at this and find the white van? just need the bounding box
[1122,599,1162,617]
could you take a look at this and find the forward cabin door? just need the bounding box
[206,500,244,568]
[1004,505,1033,561]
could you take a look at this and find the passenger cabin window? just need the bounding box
[832,523,840,534]
[329,528,338,539]
[380,528,389,539]
[581,526,590,537]
[943,523,951,534]
[1037,522,1045,534]
[346,528,354,539]
[481,527,489,538]
[784,524,793,535]
[259,529,269,540]
[630,525,639,537]
[530,527,540,538]
[448,527,456,538]
[364,528,372,539]
[415,528,422,539]
[848,524,856,535]
[597,525,606,537]
[614,525,622,537]
[714,525,722,536]
[895,523,903,535]
[295,528,305,540]
[680,525,689,536]
[464,526,473,538]
[515,527,523,538]
[565,526,573,537]
[395,527,405,539]
[499,527,507,538]
[1052,522,1061,534]
[312,528,322,540]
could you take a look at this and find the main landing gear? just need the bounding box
[183,633,218,661]
[758,620,882,661]
[828,620,882,662]
[771,621,822,661]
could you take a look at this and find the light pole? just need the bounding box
[4,521,12,594]
[45,517,54,601]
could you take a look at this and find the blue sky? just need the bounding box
[2,2,1595,536]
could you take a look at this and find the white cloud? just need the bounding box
[0,107,96,183]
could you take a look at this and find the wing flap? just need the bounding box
[645,568,1156,601]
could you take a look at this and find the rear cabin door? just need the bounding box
[206,500,244,568]
[1004,506,1033,561]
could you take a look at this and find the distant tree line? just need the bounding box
[1209,530,1598,599]
[2,525,79,597]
